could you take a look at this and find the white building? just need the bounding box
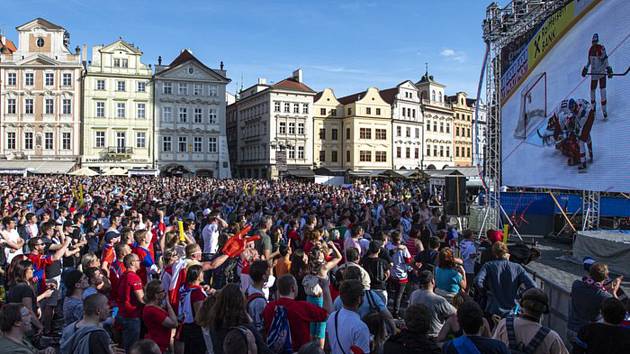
[227,69,316,179]
[416,72,454,170]
[82,39,153,172]
[471,98,487,168]
[154,50,231,177]
[380,81,423,170]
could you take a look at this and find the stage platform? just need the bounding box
[573,230,630,276]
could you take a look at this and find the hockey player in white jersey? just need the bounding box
[538,98,595,172]
[582,33,613,120]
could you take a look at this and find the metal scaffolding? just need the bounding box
[582,190,601,230]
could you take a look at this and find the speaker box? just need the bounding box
[444,176,467,216]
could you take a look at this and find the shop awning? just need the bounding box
[286,168,315,178]
[0,160,76,174]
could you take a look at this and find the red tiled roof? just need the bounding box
[379,87,398,104]
[271,78,315,93]
[337,90,367,105]
[157,49,229,82]
[0,36,17,53]
[314,91,324,102]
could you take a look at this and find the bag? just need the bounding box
[506,316,550,354]
[508,243,540,265]
[452,336,481,354]
[365,290,380,316]
[246,291,265,312]
[266,305,293,354]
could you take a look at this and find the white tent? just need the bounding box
[103,167,127,176]
[68,167,99,176]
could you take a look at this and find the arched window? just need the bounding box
[439,92,443,102]
[431,90,436,101]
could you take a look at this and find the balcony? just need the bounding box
[104,146,133,160]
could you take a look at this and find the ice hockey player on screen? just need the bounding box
[582,33,613,120]
[538,98,595,172]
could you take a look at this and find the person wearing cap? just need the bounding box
[493,288,568,354]
[101,231,121,276]
[409,270,457,338]
[474,242,536,318]
[567,261,622,347]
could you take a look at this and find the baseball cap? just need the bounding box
[105,231,120,243]
[203,208,211,217]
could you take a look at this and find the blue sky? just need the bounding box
[2,0,490,97]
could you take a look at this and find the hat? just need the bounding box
[105,231,120,243]
[520,288,549,314]
[69,207,76,213]
[487,229,503,244]
[592,33,599,42]
[63,220,74,228]
[583,256,596,272]
[203,208,211,217]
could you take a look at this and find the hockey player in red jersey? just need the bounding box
[582,33,613,120]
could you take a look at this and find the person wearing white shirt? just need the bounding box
[1,217,24,264]
[201,211,227,255]
[326,279,371,354]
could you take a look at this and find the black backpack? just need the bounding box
[506,316,550,354]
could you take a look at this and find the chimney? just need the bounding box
[258,78,267,85]
[81,44,87,63]
[1,35,6,46]
[220,61,224,71]
[158,56,162,66]
[292,68,303,83]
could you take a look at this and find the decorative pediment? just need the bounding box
[17,54,60,66]
[100,39,142,55]
[17,18,64,31]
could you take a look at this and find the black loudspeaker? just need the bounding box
[444,176,467,216]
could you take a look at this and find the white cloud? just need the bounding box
[440,48,467,63]
[441,48,456,57]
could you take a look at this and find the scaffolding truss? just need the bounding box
[582,190,601,230]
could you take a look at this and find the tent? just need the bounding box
[102,167,127,176]
[68,167,99,176]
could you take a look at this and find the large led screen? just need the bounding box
[501,0,630,192]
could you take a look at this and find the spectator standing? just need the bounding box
[117,253,145,352]
[459,230,477,287]
[572,297,630,354]
[386,231,411,318]
[0,303,55,354]
[62,269,89,326]
[336,248,371,291]
[6,259,53,332]
[434,248,466,303]
[60,293,118,354]
[142,280,178,353]
[178,264,208,354]
[442,301,509,354]
[1,216,24,264]
[361,240,391,304]
[383,304,440,354]
[326,279,371,354]
[245,260,271,334]
[493,288,568,354]
[409,271,457,338]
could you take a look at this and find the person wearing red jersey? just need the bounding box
[109,243,130,305]
[132,229,156,285]
[101,231,120,275]
[581,33,613,120]
[117,253,145,352]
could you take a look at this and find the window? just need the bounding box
[433,121,437,131]
[208,137,217,153]
[302,103,309,114]
[274,102,281,112]
[406,147,411,158]
[446,147,450,157]
[319,128,326,140]
[208,108,217,124]
[298,146,304,159]
[122,59,129,68]
[137,82,146,92]
[415,148,419,159]
[284,103,290,113]
[96,80,105,90]
[331,150,338,162]
[113,58,121,67]
[467,147,471,158]
[439,92,442,102]
[24,132,33,150]
[319,150,326,162]
[193,108,203,123]
[45,99,54,114]
[288,146,296,159]
[178,107,188,123]
[293,103,299,114]
[456,147,460,157]
[7,132,16,150]
[347,108,352,115]
[331,109,337,116]
[366,107,371,115]
[116,102,126,118]
[178,83,187,95]
[359,128,371,139]
[62,99,72,115]
[431,90,436,101]
[7,99,16,114]
[25,98,34,114]
[96,101,105,117]
[346,128,350,140]
[415,128,420,138]
[397,126,401,137]
[375,129,387,140]
[193,137,203,152]
[25,73,34,86]
[320,108,326,115]
[331,129,338,140]
[279,122,286,134]
[63,73,72,86]
[7,73,16,86]
[288,122,295,134]
[178,137,187,152]
[427,145,431,156]
[62,132,71,150]
[208,85,218,97]
[434,146,438,156]
[412,109,416,118]
[193,83,202,96]
[162,136,172,152]
[440,146,444,157]
[137,103,146,119]
[376,151,387,162]
[446,124,450,134]
[396,146,401,158]
[136,132,146,148]
[406,127,411,137]
[346,150,351,162]
[456,127,460,137]
[163,82,172,94]
[440,122,444,133]
[45,73,54,86]
[95,131,105,148]
[467,128,471,138]
[117,81,126,92]
[402,108,406,117]
[359,150,371,162]
[426,120,430,131]
[162,107,173,122]
[376,108,381,115]
[45,132,54,149]
[298,123,304,135]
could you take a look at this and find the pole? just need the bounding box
[548,191,576,233]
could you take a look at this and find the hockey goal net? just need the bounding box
[514,72,547,139]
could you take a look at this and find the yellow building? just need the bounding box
[337,87,392,171]
[82,39,153,171]
[448,92,473,167]
[313,88,343,169]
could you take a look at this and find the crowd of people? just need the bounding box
[0,175,628,354]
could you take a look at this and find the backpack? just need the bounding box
[246,292,265,311]
[505,316,550,354]
[266,305,293,354]
[364,290,380,316]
